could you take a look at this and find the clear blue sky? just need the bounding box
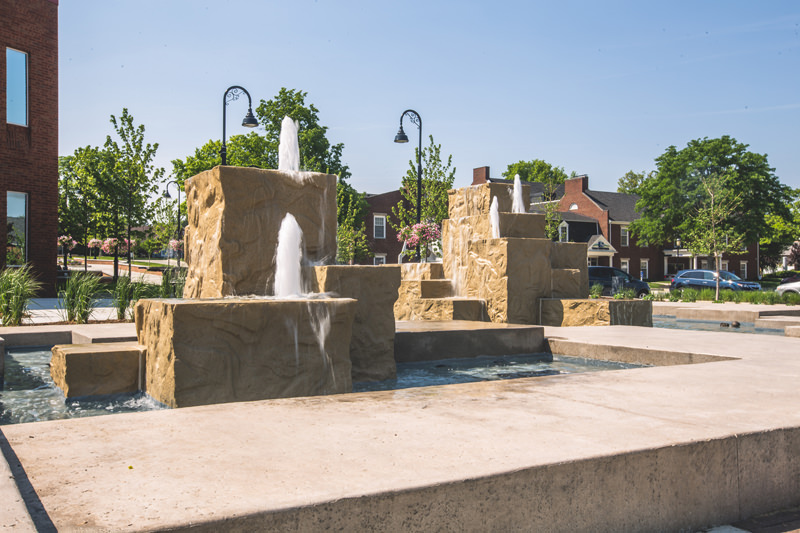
[59,1,800,195]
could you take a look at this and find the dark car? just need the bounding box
[588,266,650,298]
[669,270,761,292]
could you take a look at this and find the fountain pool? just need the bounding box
[3,346,644,424]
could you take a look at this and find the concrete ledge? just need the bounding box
[395,320,544,362]
[545,337,736,366]
[787,326,800,338]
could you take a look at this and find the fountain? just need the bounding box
[490,196,501,239]
[512,174,526,214]
[274,213,305,297]
[278,115,300,172]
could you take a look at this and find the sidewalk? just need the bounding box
[25,298,118,324]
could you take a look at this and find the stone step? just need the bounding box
[403,297,489,322]
[420,279,454,298]
[50,342,145,398]
[394,320,545,362]
[399,262,444,280]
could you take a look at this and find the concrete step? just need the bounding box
[404,297,489,322]
[420,279,454,298]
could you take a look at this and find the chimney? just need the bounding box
[472,166,490,185]
[565,174,589,195]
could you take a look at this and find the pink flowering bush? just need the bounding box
[168,239,182,252]
[101,238,118,255]
[57,235,77,250]
[87,238,103,249]
[397,221,441,260]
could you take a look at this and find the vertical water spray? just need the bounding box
[490,196,500,239]
[274,213,304,297]
[512,174,526,214]
[278,116,300,172]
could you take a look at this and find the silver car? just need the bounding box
[776,275,800,297]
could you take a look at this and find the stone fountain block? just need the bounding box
[464,238,553,324]
[135,297,356,408]
[551,241,588,269]
[539,298,653,327]
[447,182,530,219]
[311,265,401,382]
[182,166,337,298]
[50,342,145,398]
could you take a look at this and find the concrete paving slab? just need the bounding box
[653,301,800,322]
[2,326,800,530]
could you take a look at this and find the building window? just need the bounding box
[6,48,28,126]
[639,259,649,280]
[620,259,629,274]
[701,259,709,270]
[740,261,748,280]
[373,214,386,239]
[720,260,728,272]
[374,254,386,265]
[558,221,569,243]
[569,203,578,211]
[588,257,598,266]
[6,192,28,265]
[620,226,629,247]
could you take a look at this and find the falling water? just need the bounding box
[512,174,526,214]
[274,213,304,297]
[490,196,500,239]
[278,116,300,172]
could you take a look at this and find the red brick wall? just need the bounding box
[362,190,405,264]
[0,0,59,295]
[559,176,610,239]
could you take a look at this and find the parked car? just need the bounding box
[588,266,650,298]
[669,270,761,292]
[776,277,800,297]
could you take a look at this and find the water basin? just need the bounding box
[653,316,784,336]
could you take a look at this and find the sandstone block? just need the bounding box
[420,280,453,298]
[50,342,144,398]
[447,182,530,219]
[551,268,589,299]
[135,297,356,408]
[540,299,653,327]
[311,265,401,382]
[551,241,588,270]
[465,238,552,324]
[396,298,488,322]
[182,166,337,298]
[399,262,444,280]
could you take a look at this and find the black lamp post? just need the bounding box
[221,85,259,165]
[394,110,423,226]
[163,181,182,266]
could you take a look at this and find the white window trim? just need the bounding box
[373,214,387,240]
[640,258,649,280]
[740,261,748,280]
[373,253,387,265]
[620,258,630,274]
[569,203,578,211]
[620,226,629,247]
[558,221,569,243]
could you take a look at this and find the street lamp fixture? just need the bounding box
[393,109,423,228]
[163,181,182,266]
[221,85,258,166]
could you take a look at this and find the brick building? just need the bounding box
[1,0,59,294]
[473,169,760,281]
[363,190,405,264]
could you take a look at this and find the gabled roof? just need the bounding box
[587,234,617,254]
[527,182,565,201]
[584,190,640,222]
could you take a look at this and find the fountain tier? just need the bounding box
[182,166,337,298]
[135,297,357,408]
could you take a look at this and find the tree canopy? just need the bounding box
[391,135,456,231]
[502,159,569,185]
[617,170,654,195]
[630,136,793,255]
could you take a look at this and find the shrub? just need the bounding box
[642,293,655,301]
[589,283,604,299]
[0,266,42,326]
[782,291,800,305]
[613,288,636,299]
[160,268,186,299]
[681,288,698,303]
[720,290,736,303]
[59,272,101,323]
[113,276,135,320]
[668,289,682,302]
[698,288,715,301]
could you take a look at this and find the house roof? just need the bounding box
[587,234,618,255]
[584,190,641,222]
[527,182,565,201]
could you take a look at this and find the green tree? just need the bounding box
[630,136,793,273]
[617,170,654,195]
[335,183,370,264]
[391,135,456,232]
[760,189,800,270]
[94,109,164,279]
[503,159,569,240]
[171,88,358,227]
[684,172,746,300]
